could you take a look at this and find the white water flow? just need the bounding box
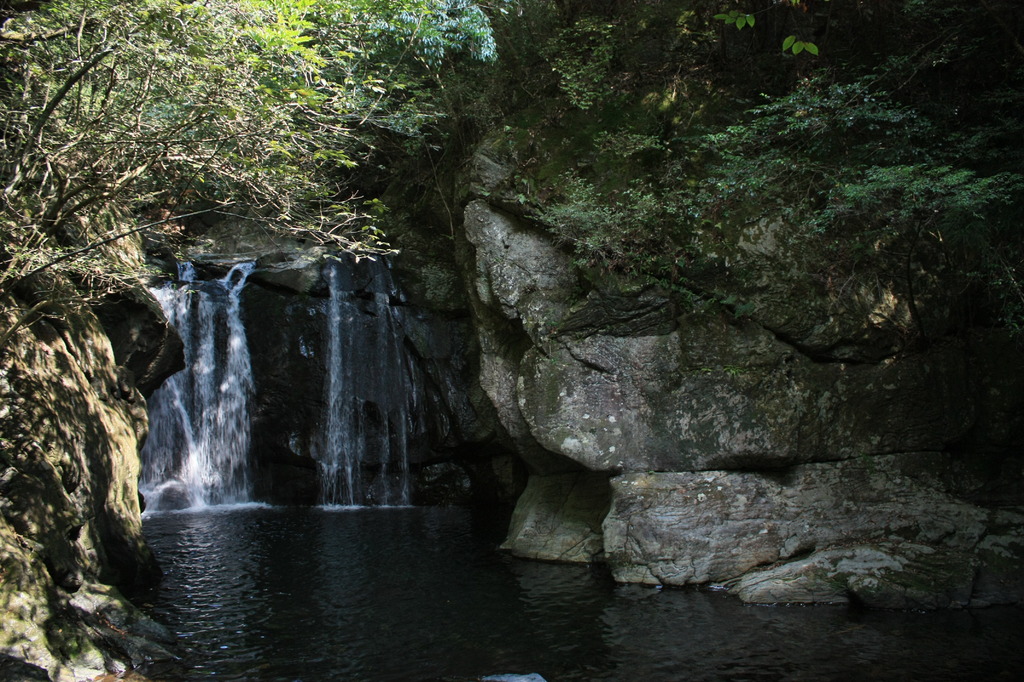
[141,262,256,510]
[318,260,415,506]
[321,264,355,505]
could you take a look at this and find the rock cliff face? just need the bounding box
[1,288,175,680]
[457,149,1024,609]
[243,251,495,505]
[160,237,518,507]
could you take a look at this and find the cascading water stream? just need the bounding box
[317,258,418,506]
[141,255,423,509]
[140,261,256,510]
[321,264,356,504]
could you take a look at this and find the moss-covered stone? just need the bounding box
[1,293,169,679]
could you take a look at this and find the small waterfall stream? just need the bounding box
[142,255,423,510]
[140,261,256,510]
[317,257,418,506]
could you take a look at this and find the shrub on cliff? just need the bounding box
[487,0,1024,338]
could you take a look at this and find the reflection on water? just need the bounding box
[139,507,1024,681]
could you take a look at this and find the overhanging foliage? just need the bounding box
[0,0,503,350]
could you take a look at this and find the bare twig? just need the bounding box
[6,205,234,292]
[4,45,115,195]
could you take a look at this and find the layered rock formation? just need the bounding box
[459,149,1024,609]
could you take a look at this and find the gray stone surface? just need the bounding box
[602,457,988,586]
[1,295,168,680]
[459,186,1024,607]
[599,456,1024,606]
[463,199,577,341]
[93,287,183,398]
[730,543,979,609]
[517,326,973,473]
[501,471,610,562]
[250,249,328,294]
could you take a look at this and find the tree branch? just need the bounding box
[6,205,233,293]
[0,24,75,43]
[4,44,115,195]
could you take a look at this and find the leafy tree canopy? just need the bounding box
[0,0,503,348]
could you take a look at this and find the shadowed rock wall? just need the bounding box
[1,288,175,680]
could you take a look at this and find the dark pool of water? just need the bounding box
[137,506,1024,681]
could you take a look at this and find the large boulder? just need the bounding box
[462,193,977,474]
[517,330,972,472]
[1,296,172,680]
[729,543,980,610]
[600,457,1022,608]
[458,174,1024,606]
[500,471,610,562]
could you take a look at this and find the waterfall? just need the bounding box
[317,257,418,506]
[141,261,256,510]
[320,264,354,504]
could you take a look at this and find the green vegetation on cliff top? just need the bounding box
[2,0,1023,349]
[474,1,1024,341]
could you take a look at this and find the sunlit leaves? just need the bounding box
[714,10,755,30]
[542,17,616,110]
[783,35,819,56]
[368,0,499,66]
[0,0,505,272]
[714,2,827,56]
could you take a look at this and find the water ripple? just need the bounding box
[140,507,1024,681]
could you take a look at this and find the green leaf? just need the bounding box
[746,15,755,28]
[713,13,731,21]
[782,35,797,51]
[736,16,747,29]
[804,42,820,56]
[793,41,805,55]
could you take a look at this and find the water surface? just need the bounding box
[139,506,1024,681]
